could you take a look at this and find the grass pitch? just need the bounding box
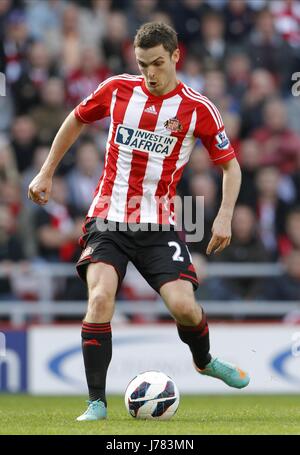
[0,394,300,435]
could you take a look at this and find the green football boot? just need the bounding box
[195,357,250,389]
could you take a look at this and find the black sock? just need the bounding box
[176,311,211,369]
[81,321,112,406]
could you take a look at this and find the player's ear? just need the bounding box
[172,48,180,64]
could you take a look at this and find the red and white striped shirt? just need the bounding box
[75,74,235,224]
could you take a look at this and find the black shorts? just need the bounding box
[76,218,199,294]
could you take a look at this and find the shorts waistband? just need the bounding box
[90,218,175,232]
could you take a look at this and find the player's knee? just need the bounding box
[170,299,199,323]
[88,288,113,317]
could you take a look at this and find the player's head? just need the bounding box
[134,22,180,96]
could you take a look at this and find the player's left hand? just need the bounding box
[206,213,232,255]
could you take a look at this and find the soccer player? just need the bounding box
[28,22,250,421]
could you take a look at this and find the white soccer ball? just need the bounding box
[124,370,180,420]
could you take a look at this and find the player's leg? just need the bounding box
[77,262,118,421]
[160,279,212,370]
[75,219,129,420]
[134,228,250,389]
[160,279,250,388]
[134,229,212,369]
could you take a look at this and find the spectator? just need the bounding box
[261,249,300,301]
[29,77,68,144]
[100,11,131,74]
[252,97,300,174]
[0,203,25,300]
[76,0,111,47]
[223,0,254,43]
[1,9,31,84]
[187,173,219,257]
[292,154,300,204]
[169,0,209,47]
[240,68,278,137]
[237,138,261,209]
[45,2,84,74]
[0,134,19,185]
[212,204,270,299]
[11,40,59,115]
[65,46,111,108]
[189,11,228,71]
[202,69,238,114]
[245,7,293,90]
[177,54,204,93]
[271,0,300,48]
[33,176,83,262]
[66,140,103,213]
[255,166,292,258]
[225,51,251,102]
[10,115,39,172]
[126,0,159,38]
[25,0,65,41]
[279,207,300,257]
[0,0,13,42]
[21,145,49,210]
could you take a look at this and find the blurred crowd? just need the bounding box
[1,0,300,307]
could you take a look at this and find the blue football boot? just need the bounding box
[76,399,107,421]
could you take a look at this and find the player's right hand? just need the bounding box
[28,173,52,205]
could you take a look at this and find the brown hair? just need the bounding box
[134,22,178,56]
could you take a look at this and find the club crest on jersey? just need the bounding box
[164,117,183,133]
[115,125,177,156]
[215,130,230,150]
[79,246,94,261]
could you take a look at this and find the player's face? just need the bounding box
[135,44,180,96]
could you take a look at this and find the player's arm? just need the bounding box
[28,111,84,205]
[206,157,241,255]
[193,101,241,255]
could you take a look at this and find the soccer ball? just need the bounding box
[124,370,180,420]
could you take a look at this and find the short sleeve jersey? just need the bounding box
[75,74,235,224]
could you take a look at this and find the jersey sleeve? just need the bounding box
[74,77,116,123]
[194,101,236,165]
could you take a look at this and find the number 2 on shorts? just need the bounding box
[168,241,184,262]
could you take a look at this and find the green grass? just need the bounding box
[0,394,300,435]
